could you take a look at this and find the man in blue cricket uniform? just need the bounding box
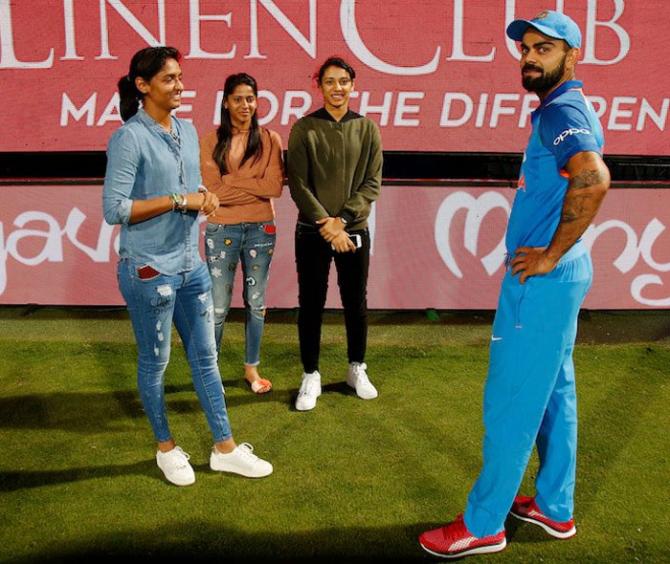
[419,10,611,559]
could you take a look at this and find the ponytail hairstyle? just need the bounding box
[212,73,263,175]
[117,46,182,122]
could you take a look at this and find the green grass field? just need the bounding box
[1,309,669,562]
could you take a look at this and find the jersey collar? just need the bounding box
[541,79,583,107]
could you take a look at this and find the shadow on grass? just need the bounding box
[0,354,370,432]
[4,519,440,563]
[0,459,157,492]
[0,458,319,493]
[503,516,555,545]
[3,516,612,563]
[0,386,307,433]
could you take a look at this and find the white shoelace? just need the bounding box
[237,443,259,462]
[168,446,191,468]
[299,377,319,396]
[351,363,369,381]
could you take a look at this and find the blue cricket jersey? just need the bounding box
[506,80,604,253]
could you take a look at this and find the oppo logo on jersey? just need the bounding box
[553,128,592,145]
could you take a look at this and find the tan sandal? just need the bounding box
[248,378,272,394]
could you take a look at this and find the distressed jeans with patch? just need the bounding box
[204,221,276,366]
[117,258,232,443]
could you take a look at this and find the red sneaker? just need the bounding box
[419,514,506,559]
[510,496,576,539]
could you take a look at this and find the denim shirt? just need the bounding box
[103,108,203,275]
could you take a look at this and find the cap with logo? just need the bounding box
[506,10,582,48]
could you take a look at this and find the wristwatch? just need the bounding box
[178,194,188,211]
[170,193,187,212]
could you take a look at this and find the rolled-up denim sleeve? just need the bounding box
[103,127,139,225]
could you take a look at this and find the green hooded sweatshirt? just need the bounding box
[287,108,382,231]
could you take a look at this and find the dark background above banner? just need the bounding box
[1,152,669,183]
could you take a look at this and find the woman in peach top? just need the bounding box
[200,73,283,394]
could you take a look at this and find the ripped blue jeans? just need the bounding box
[204,222,276,366]
[117,258,232,443]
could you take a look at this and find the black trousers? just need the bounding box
[294,225,370,373]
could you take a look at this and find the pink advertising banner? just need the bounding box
[1,0,668,155]
[1,183,668,308]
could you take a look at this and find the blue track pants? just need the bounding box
[464,242,593,537]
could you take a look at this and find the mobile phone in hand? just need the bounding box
[331,233,362,252]
[349,234,362,249]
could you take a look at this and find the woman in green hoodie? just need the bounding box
[288,56,383,412]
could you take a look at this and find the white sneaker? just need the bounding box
[346,362,378,400]
[295,371,321,411]
[210,443,273,478]
[156,446,196,486]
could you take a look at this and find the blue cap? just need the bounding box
[506,10,581,48]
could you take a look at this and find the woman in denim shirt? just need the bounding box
[103,47,272,486]
[200,73,283,395]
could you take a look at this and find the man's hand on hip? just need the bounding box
[511,246,557,284]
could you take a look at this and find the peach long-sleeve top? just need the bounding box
[199,127,284,224]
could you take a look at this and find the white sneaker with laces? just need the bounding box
[156,446,196,486]
[295,371,322,411]
[346,362,378,400]
[210,443,273,478]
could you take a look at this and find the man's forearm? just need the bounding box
[545,167,609,262]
